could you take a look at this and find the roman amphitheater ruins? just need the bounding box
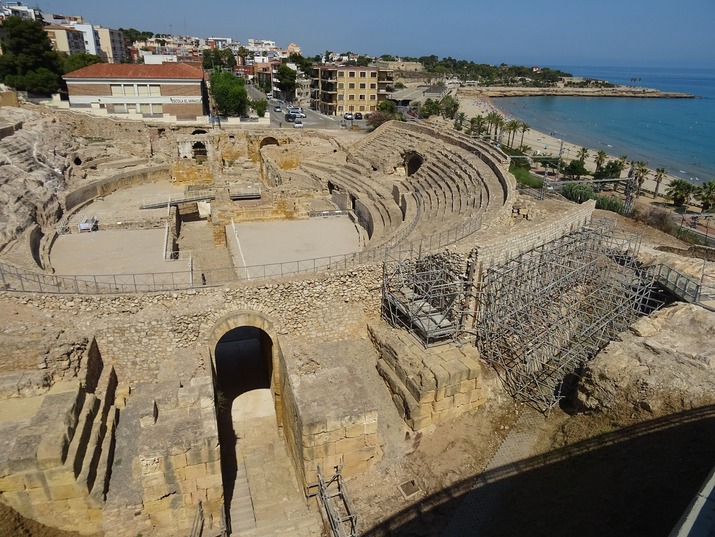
[0,104,714,537]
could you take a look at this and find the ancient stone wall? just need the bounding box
[64,165,171,212]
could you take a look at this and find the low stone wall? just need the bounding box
[354,198,375,239]
[475,199,596,271]
[64,165,171,213]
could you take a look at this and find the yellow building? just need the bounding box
[44,25,86,55]
[311,65,393,116]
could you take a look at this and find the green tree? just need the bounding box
[275,63,297,101]
[377,99,397,114]
[593,160,623,180]
[577,147,589,164]
[0,17,62,93]
[220,48,236,70]
[504,118,520,147]
[439,94,459,119]
[518,122,531,150]
[210,71,248,116]
[251,98,268,118]
[653,167,667,199]
[564,159,589,180]
[634,161,649,197]
[236,46,251,64]
[695,181,715,212]
[356,55,370,67]
[665,178,696,207]
[62,52,103,74]
[119,28,153,44]
[467,115,487,138]
[419,98,440,118]
[594,150,608,171]
[287,53,312,74]
[366,110,393,129]
[453,111,466,131]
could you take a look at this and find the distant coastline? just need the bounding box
[459,86,695,99]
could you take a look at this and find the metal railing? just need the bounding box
[655,264,701,303]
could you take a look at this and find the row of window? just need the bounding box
[107,103,163,115]
[110,84,161,97]
[337,94,377,101]
[336,82,377,90]
[335,71,377,78]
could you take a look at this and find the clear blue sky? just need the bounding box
[38,0,714,67]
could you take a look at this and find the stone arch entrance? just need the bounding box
[404,151,424,176]
[259,136,279,149]
[208,311,289,527]
[192,141,207,161]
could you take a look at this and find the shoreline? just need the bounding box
[455,90,702,207]
[458,86,695,99]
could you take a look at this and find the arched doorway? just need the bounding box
[405,152,424,176]
[192,141,207,161]
[259,136,279,149]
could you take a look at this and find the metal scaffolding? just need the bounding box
[307,465,358,537]
[382,246,470,346]
[474,221,666,412]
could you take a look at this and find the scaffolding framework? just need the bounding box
[382,247,469,346]
[475,221,665,412]
[307,465,358,537]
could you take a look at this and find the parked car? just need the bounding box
[343,113,353,120]
[284,113,296,122]
[274,106,282,112]
[293,120,304,128]
[354,112,363,120]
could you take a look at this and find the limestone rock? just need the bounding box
[576,303,715,415]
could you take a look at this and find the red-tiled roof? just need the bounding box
[64,63,204,80]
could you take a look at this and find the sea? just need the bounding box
[494,66,715,185]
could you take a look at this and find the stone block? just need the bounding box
[36,432,67,470]
[444,382,460,398]
[21,470,48,491]
[408,414,432,431]
[179,478,197,494]
[364,420,378,435]
[0,472,27,491]
[344,422,365,439]
[195,473,222,490]
[459,378,477,394]
[183,463,206,480]
[186,447,207,466]
[442,359,468,385]
[336,436,366,455]
[432,396,454,413]
[457,353,481,380]
[48,482,83,501]
[169,452,187,470]
[44,466,75,486]
[453,392,468,409]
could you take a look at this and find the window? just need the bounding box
[359,95,365,100]
[338,94,344,100]
[149,85,160,96]
[137,85,149,96]
[370,83,376,89]
[140,103,152,114]
[348,71,355,78]
[348,83,355,89]
[153,104,163,114]
[338,83,344,89]
[370,95,377,100]
[370,72,377,78]
[360,71,366,78]
[359,83,366,89]
[348,95,355,100]
[110,84,124,97]
[337,71,344,77]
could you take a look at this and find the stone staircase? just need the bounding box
[228,390,322,536]
[0,341,119,534]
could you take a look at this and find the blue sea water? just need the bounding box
[494,66,715,184]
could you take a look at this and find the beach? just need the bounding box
[455,91,682,199]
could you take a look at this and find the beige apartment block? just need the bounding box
[311,65,394,116]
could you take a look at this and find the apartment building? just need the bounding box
[94,26,127,63]
[64,63,207,121]
[310,65,394,116]
[44,25,86,55]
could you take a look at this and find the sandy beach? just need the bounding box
[455,91,683,199]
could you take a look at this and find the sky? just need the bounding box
[36,0,715,68]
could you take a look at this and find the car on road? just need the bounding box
[354,112,363,120]
[343,113,353,120]
[274,106,282,112]
[284,113,296,122]
[293,120,303,128]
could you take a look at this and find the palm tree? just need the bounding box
[493,116,505,144]
[505,118,520,148]
[665,178,696,207]
[453,111,466,131]
[518,121,531,150]
[634,161,649,197]
[595,150,608,172]
[653,167,667,199]
[695,181,715,212]
[577,147,589,164]
[470,115,487,138]
[485,111,501,139]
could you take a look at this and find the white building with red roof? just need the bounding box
[63,63,207,121]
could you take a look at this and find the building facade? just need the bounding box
[64,63,207,121]
[310,65,394,116]
[94,26,127,63]
[44,25,86,55]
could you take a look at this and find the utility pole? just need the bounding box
[557,139,564,180]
